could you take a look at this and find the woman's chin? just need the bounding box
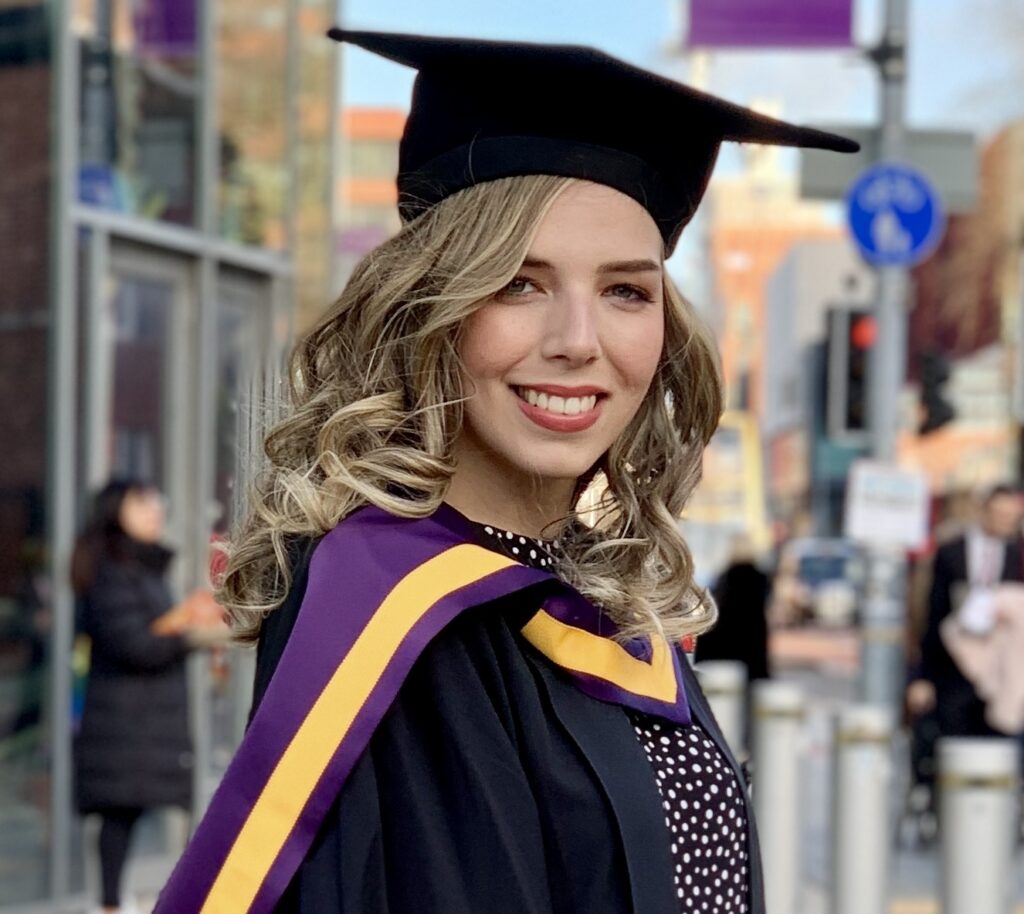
[512,454,602,487]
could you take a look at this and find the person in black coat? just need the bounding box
[695,535,772,683]
[72,480,196,912]
[907,484,1024,737]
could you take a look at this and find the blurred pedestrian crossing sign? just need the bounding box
[845,163,945,267]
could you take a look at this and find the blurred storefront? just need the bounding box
[708,135,841,416]
[901,120,1024,505]
[0,0,335,907]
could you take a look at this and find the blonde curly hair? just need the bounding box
[222,174,723,644]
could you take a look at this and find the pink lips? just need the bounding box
[513,386,605,433]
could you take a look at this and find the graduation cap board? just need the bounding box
[330,28,859,253]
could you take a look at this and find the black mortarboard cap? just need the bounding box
[329,29,859,253]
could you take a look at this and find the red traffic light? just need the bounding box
[850,315,878,350]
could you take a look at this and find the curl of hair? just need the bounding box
[221,175,723,644]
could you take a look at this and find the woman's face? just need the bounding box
[455,181,666,500]
[119,488,165,543]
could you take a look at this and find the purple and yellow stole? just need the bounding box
[155,504,691,914]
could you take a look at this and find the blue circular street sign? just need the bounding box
[845,163,945,267]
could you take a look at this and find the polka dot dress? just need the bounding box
[629,716,750,912]
[479,524,557,568]
[475,521,752,913]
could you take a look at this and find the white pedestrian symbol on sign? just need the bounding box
[846,163,944,267]
[870,209,912,256]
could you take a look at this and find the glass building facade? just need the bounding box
[0,0,335,907]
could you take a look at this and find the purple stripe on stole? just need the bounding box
[249,562,549,913]
[537,591,693,726]
[156,506,549,912]
[565,652,692,726]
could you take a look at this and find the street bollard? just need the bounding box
[938,738,1021,914]
[831,704,894,914]
[696,660,748,759]
[751,680,804,914]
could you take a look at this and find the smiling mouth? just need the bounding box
[513,386,602,416]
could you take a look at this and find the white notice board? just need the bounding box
[844,460,930,550]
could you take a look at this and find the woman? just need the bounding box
[72,481,196,912]
[158,30,856,914]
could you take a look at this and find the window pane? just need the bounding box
[75,0,199,227]
[217,0,288,249]
[108,273,173,487]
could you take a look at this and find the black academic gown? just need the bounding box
[252,540,766,914]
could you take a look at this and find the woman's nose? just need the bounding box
[540,292,601,367]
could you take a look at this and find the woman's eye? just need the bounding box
[607,284,653,304]
[501,276,539,297]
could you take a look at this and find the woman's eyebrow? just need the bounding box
[520,258,662,274]
[598,259,662,275]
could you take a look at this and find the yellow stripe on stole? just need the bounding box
[521,611,678,704]
[201,544,517,914]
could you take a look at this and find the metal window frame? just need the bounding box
[42,0,298,907]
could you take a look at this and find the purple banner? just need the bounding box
[134,0,197,57]
[686,0,853,48]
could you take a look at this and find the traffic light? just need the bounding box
[918,351,955,434]
[827,307,876,442]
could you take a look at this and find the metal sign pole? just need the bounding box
[859,0,911,712]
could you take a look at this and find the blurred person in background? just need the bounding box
[72,480,225,914]
[907,484,1024,737]
[695,533,771,683]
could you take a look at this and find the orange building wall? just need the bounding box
[337,107,405,212]
[713,223,841,416]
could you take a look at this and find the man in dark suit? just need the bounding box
[907,485,1024,736]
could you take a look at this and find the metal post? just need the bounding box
[188,0,219,822]
[751,680,804,914]
[859,547,908,707]
[859,0,911,711]
[831,705,894,914]
[49,0,80,906]
[938,738,1021,914]
[1015,247,1024,484]
[870,0,909,463]
[696,660,748,759]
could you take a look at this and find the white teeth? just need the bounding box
[517,387,600,416]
